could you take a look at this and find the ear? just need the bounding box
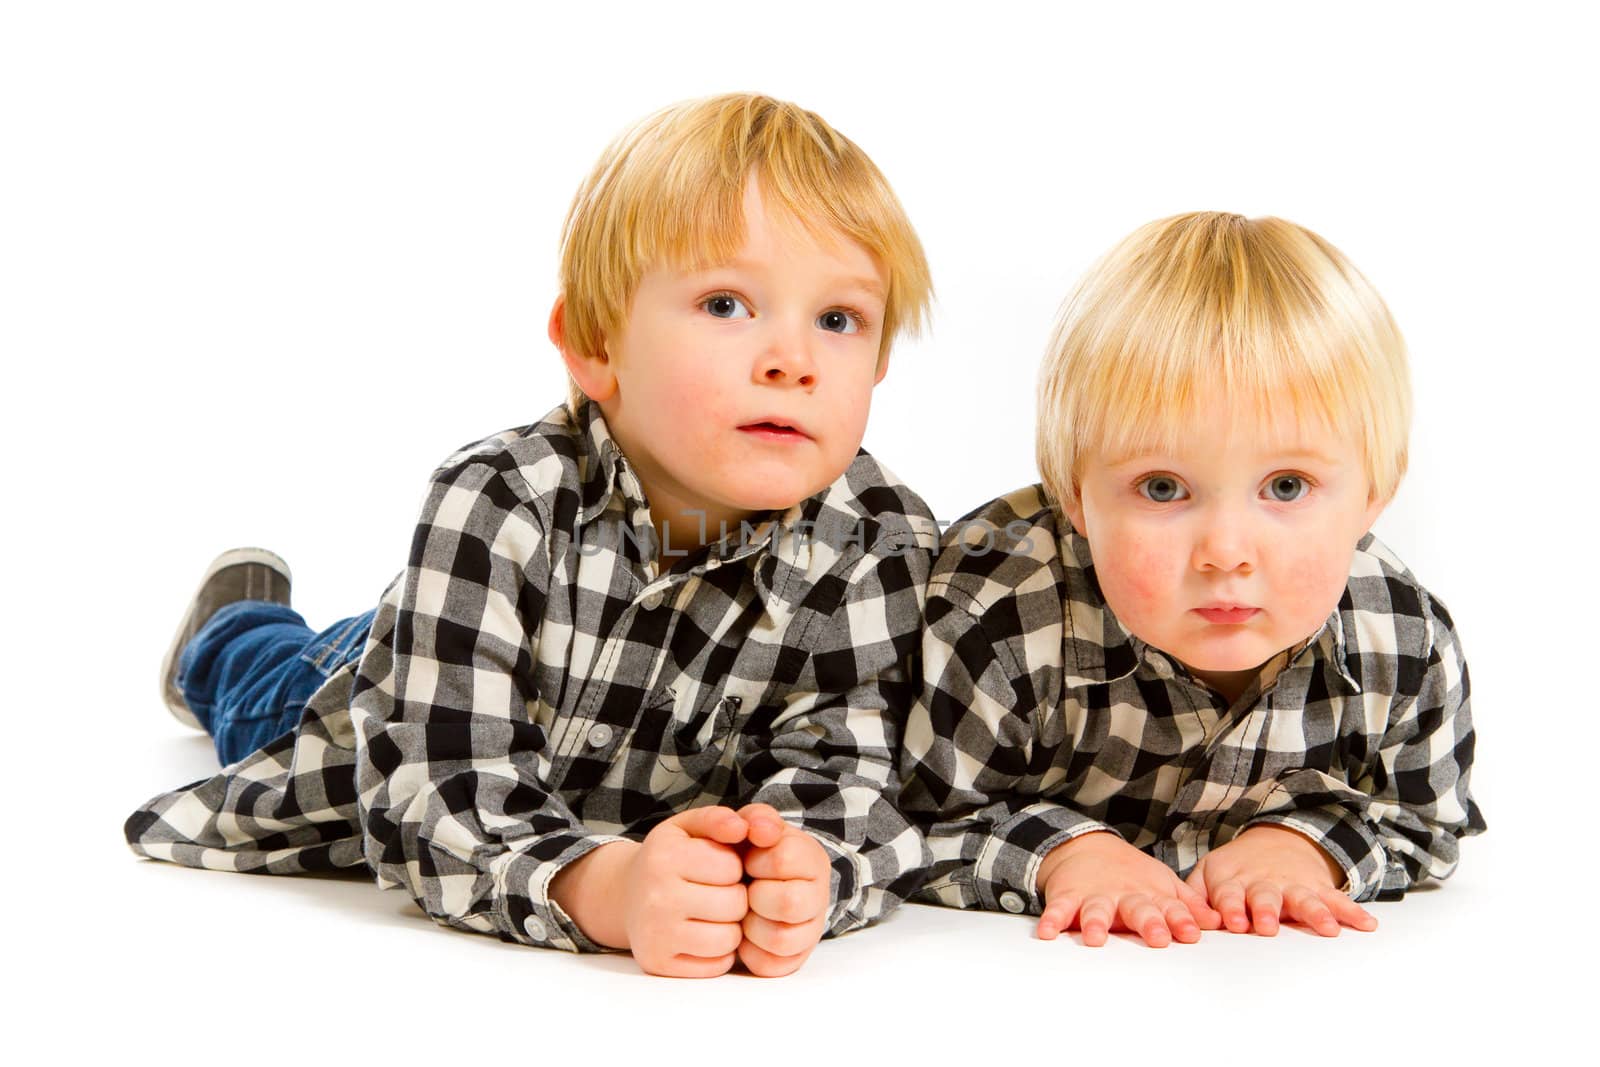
[1064,488,1088,538]
[549,295,617,403]
[1358,488,1390,538]
[872,348,891,387]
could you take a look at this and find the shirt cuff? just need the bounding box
[492,832,630,952]
[812,833,865,935]
[974,802,1114,914]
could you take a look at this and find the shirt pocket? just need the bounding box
[634,681,757,792]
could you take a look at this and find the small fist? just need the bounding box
[734,803,831,977]
[623,806,751,977]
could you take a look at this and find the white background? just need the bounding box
[3,2,1593,1062]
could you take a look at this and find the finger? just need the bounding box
[1284,885,1340,937]
[684,881,749,924]
[675,918,745,959]
[677,838,745,886]
[1037,893,1081,941]
[1175,879,1222,929]
[734,803,787,849]
[741,912,826,959]
[747,875,829,924]
[1117,893,1171,948]
[1323,889,1379,932]
[1161,898,1202,944]
[1213,879,1250,933]
[737,937,812,979]
[743,832,829,881]
[1246,881,1284,936]
[637,951,736,979]
[1079,895,1115,947]
[665,805,749,845]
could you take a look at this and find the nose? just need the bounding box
[754,320,818,388]
[1190,501,1255,574]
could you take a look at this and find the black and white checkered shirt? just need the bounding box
[899,485,1485,915]
[127,402,936,952]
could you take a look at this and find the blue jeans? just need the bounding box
[179,601,376,766]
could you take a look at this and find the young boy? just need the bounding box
[126,93,938,978]
[899,212,1485,947]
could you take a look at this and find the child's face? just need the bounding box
[1065,403,1385,700]
[592,181,889,536]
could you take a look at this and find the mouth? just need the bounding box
[738,419,811,442]
[1193,604,1260,624]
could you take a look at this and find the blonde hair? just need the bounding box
[1037,212,1410,512]
[559,93,933,410]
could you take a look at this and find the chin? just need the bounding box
[1174,638,1277,673]
[733,477,827,513]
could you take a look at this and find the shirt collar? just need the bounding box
[1318,603,1365,693]
[1058,523,1143,688]
[571,399,801,597]
[572,399,639,526]
[745,496,820,611]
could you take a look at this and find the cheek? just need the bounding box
[1092,529,1180,621]
[658,368,734,427]
[1273,540,1356,624]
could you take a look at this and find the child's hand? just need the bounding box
[734,802,831,977]
[622,806,751,977]
[1035,831,1220,947]
[1185,824,1378,937]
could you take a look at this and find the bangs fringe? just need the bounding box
[559,93,932,405]
[1039,213,1410,509]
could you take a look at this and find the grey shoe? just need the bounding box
[160,548,293,729]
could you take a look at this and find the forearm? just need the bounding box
[548,839,639,949]
[1241,589,1486,901]
[911,796,1114,912]
[1241,770,1472,901]
[356,755,632,949]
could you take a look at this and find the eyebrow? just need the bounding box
[831,275,887,303]
[692,262,887,304]
[1104,447,1347,469]
[1265,448,1346,467]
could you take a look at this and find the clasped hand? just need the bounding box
[574,803,831,978]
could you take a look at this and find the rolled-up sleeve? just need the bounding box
[351,459,625,952]
[1246,593,1485,901]
[900,591,1111,914]
[745,532,934,936]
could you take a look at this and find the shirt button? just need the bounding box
[999,891,1027,914]
[639,590,664,611]
[523,916,547,941]
[586,724,613,749]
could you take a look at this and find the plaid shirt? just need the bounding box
[899,485,1485,914]
[126,402,936,952]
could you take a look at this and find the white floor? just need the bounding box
[21,718,1553,1064]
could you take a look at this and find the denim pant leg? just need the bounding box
[178,601,377,766]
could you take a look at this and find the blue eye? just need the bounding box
[1138,475,1187,503]
[703,294,751,319]
[1266,474,1309,502]
[817,309,861,335]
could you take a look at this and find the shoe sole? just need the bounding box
[160,547,293,730]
